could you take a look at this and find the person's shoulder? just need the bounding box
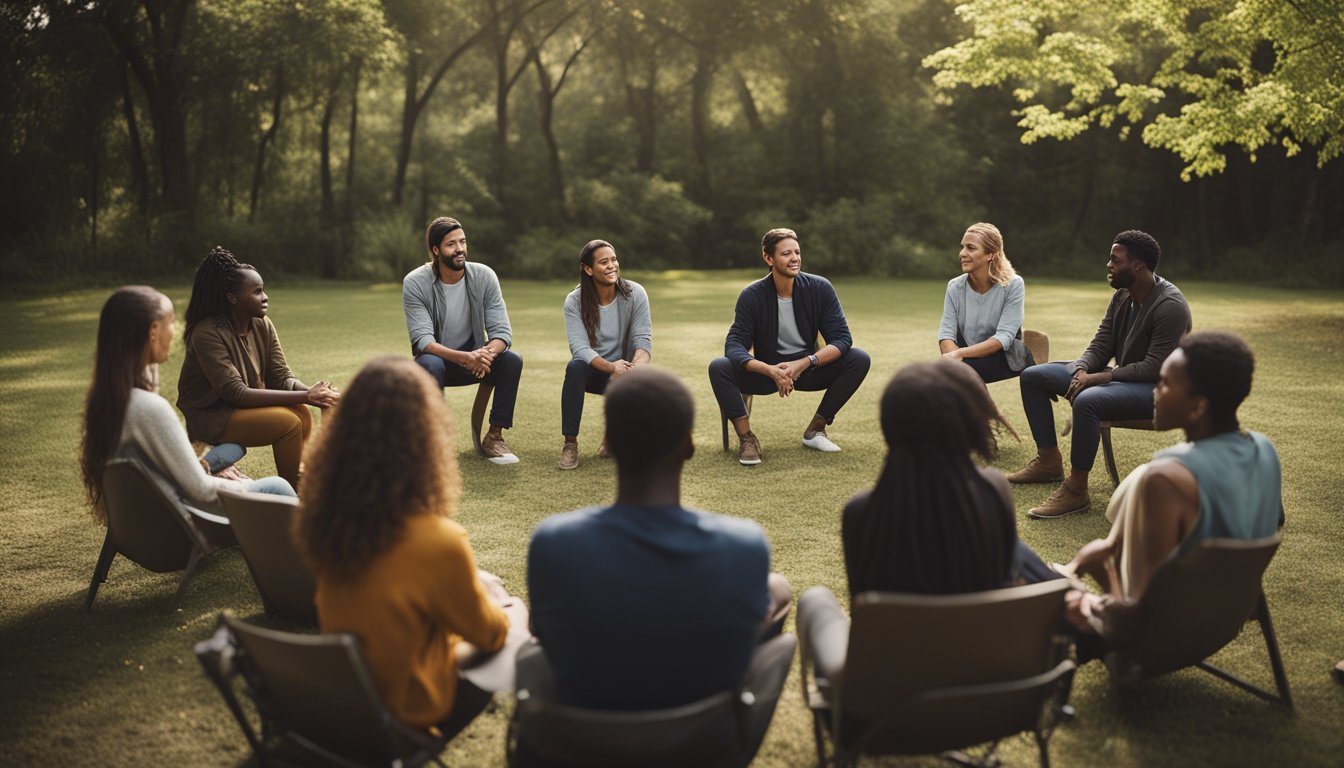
[127,388,173,419]
[466,261,501,282]
[741,273,772,295]
[402,262,433,285]
[946,274,967,290]
[799,271,836,291]
[402,514,472,554]
[693,508,769,549]
[531,505,605,543]
[1006,274,1025,290]
[624,280,647,299]
[563,285,582,305]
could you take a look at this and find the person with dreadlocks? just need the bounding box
[81,287,295,527]
[177,247,339,488]
[796,360,1057,672]
[557,239,652,470]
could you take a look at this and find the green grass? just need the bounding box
[2,272,1342,766]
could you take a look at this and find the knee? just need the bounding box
[708,356,733,379]
[495,349,523,377]
[841,347,871,374]
[414,353,446,383]
[564,357,589,380]
[1071,387,1109,418]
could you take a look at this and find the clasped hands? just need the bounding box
[1064,369,1110,403]
[767,358,811,397]
[459,345,499,379]
[306,380,341,408]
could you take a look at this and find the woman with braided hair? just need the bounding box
[177,247,339,487]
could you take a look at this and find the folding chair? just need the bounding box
[1106,535,1291,708]
[508,634,797,768]
[217,489,317,625]
[196,611,457,768]
[1022,329,1050,367]
[85,457,236,612]
[1099,418,1157,488]
[799,580,1075,767]
[470,382,494,457]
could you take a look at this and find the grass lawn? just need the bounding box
[2,271,1342,766]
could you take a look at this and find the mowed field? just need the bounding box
[2,272,1342,766]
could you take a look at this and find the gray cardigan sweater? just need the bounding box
[563,282,653,364]
[402,261,514,355]
[1071,276,1191,382]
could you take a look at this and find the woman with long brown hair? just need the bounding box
[80,287,294,522]
[293,355,524,733]
[177,246,339,487]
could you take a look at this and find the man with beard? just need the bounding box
[1009,230,1191,518]
[403,217,523,464]
[708,227,871,466]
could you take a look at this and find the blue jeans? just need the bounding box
[414,350,524,429]
[1019,362,1155,472]
[708,348,872,424]
[244,476,296,497]
[561,358,611,437]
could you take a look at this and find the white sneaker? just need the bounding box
[802,430,841,452]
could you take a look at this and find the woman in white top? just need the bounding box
[937,222,1034,383]
[80,287,293,524]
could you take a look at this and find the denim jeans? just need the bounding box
[1019,362,1155,471]
[708,348,871,424]
[561,358,611,437]
[244,476,297,497]
[415,350,524,429]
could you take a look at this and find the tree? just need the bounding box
[923,0,1344,180]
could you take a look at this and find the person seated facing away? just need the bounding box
[1060,331,1282,646]
[177,247,339,488]
[1010,229,1191,518]
[81,287,295,524]
[294,356,526,734]
[558,239,652,470]
[938,222,1035,383]
[403,216,523,464]
[708,227,871,465]
[528,366,792,716]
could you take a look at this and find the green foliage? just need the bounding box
[924,0,1344,179]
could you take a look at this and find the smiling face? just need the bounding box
[147,296,176,365]
[764,237,802,279]
[1107,243,1141,289]
[583,245,620,288]
[959,230,995,275]
[432,228,468,273]
[229,269,269,320]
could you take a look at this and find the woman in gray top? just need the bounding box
[558,240,652,470]
[937,222,1033,382]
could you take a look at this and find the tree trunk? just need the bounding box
[320,90,336,227]
[345,60,360,225]
[119,64,149,215]
[392,57,419,206]
[618,47,658,173]
[732,69,766,148]
[534,56,565,218]
[690,46,714,197]
[249,66,285,221]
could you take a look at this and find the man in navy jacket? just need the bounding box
[708,228,871,465]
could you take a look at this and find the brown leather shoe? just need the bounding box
[1008,455,1064,484]
[596,437,612,459]
[557,440,578,470]
[738,431,762,466]
[1027,483,1091,519]
[481,431,519,465]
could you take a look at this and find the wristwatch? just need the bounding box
[807,353,819,368]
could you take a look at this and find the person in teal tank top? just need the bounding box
[1059,331,1282,644]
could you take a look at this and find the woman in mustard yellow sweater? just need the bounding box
[294,355,520,733]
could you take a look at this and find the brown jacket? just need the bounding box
[177,316,303,443]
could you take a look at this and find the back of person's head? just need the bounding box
[81,286,170,519]
[1113,229,1161,272]
[1180,331,1254,431]
[184,246,255,340]
[295,356,459,582]
[604,366,694,471]
[855,361,1014,595]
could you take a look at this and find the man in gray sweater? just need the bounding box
[1010,230,1191,518]
[403,217,523,464]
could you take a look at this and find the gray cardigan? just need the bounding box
[563,282,653,364]
[1071,276,1191,382]
[402,261,513,355]
[937,274,1031,371]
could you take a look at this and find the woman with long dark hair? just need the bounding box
[557,239,652,470]
[177,247,338,487]
[294,356,524,733]
[80,287,293,522]
[937,222,1034,383]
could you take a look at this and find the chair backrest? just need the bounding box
[1023,329,1050,365]
[101,458,204,572]
[1110,535,1280,679]
[513,688,742,768]
[838,579,1071,754]
[218,613,436,765]
[217,489,317,625]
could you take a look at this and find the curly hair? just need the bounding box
[964,222,1019,287]
[81,286,170,521]
[292,356,461,583]
[1180,331,1254,432]
[1113,229,1161,273]
[184,246,255,341]
[850,360,1015,595]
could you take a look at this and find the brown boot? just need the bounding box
[557,440,579,470]
[482,431,519,465]
[596,437,612,459]
[1027,482,1091,519]
[1008,454,1064,484]
[738,431,762,466]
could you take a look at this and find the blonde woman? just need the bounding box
[937,222,1033,383]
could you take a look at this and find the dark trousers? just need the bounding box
[708,348,871,424]
[1019,362,1155,471]
[962,351,1020,384]
[561,358,611,437]
[415,350,523,429]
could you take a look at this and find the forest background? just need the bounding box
[4,0,1343,287]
